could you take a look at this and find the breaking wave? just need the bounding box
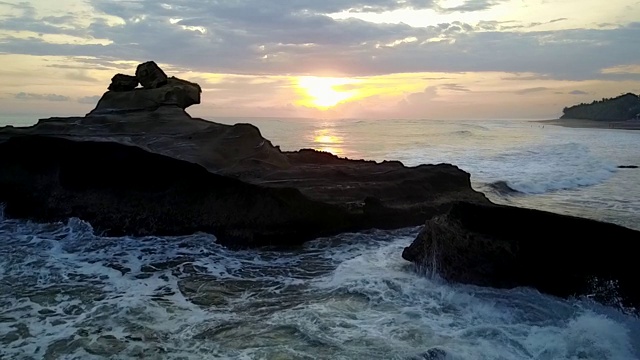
[485,180,522,196]
[1,218,639,359]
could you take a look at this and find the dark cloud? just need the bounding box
[0,2,87,37]
[569,90,589,95]
[15,92,71,102]
[514,87,549,95]
[0,0,637,83]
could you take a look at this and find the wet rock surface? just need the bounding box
[402,201,640,311]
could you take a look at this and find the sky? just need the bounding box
[0,0,639,120]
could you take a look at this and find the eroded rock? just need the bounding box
[136,61,168,89]
[108,74,138,92]
[89,78,201,114]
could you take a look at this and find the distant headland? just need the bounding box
[537,93,640,130]
[561,93,640,121]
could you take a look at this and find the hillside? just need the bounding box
[561,93,640,121]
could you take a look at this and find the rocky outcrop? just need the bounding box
[402,202,640,310]
[90,61,201,115]
[90,79,201,114]
[0,62,489,247]
[0,136,351,247]
[108,74,138,92]
[561,93,640,121]
[136,61,168,89]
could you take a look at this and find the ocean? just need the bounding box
[0,116,639,359]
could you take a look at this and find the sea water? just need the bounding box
[0,116,639,359]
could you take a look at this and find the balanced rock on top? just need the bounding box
[136,61,168,89]
[90,61,201,115]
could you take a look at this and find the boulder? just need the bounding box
[136,61,168,89]
[402,201,640,310]
[108,74,138,92]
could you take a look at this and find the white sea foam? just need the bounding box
[1,214,638,359]
[389,141,617,195]
[1,119,639,359]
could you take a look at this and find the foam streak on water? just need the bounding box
[0,219,638,359]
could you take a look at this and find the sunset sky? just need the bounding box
[0,0,639,119]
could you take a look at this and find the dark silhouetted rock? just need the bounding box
[402,202,640,311]
[89,77,201,114]
[108,74,138,92]
[0,134,487,248]
[136,61,168,89]
[0,136,351,247]
[618,165,638,169]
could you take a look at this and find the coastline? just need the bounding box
[533,118,640,130]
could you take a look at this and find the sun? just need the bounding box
[297,76,360,108]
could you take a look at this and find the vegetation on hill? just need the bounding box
[561,93,640,121]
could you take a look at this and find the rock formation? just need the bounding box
[90,62,201,115]
[108,74,138,91]
[0,62,489,247]
[561,93,640,121]
[2,61,640,312]
[136,61,168,89]
[402,202,640,311]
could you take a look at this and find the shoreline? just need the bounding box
[533,118,640,130]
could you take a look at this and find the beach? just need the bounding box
[536,118,640,130]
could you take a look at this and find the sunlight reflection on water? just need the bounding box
[313,129,344,156]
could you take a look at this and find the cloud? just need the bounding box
[64,71,100,82]
[15,92,71,102]
[438,0,508,13]
[0,0,638,84]
[402,86,439,105]
[0,2,87,38]
[441,83,471,92]
[514,87,549,95]
[78,95,102,104]
[569,90,589,95]
[601,64,640,74]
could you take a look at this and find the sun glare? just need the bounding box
[313,129,344,156]
[297,76,361,108]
